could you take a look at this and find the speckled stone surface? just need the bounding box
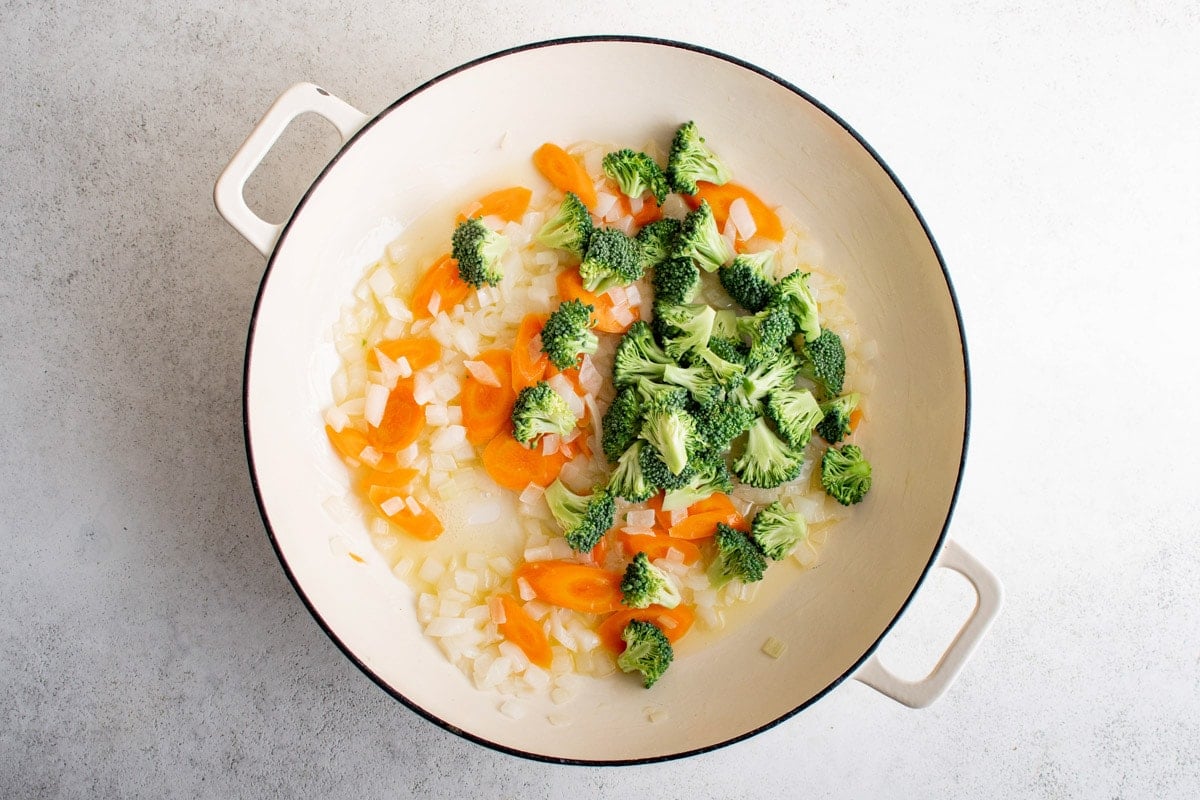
[2,2,1198,797]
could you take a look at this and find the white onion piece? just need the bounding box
[357,446,382,467]
[426,617,474,637]
[427,290,441,317]
[368,267,396,299]
[488,595,507,624]
[546,375,584,417]
[610,305,634,326]
[405,497,422,516]
[728,197,757,240]
[577,356,602,395]
[594,192,618,218]
[425,405,449,426]
[463,360,502,387]
[364,383,389,427]
[624,284,641,308]
[323,405,349,433]
[625,509,657,530]
[519,483,545,505]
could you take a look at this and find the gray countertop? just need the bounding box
[3,3,1198,797]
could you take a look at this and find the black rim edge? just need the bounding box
[241,34,972,767]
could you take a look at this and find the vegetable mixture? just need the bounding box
[323,123,875,709]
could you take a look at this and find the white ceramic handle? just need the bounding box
[855,539,1003,708]
[214,82,370,258]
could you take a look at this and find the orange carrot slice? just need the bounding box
[667,494,748,539]
[849,408,865,433]
[367,380,425,454]
[456,186,533,224]
[412,253,470,319]
[511,313,550,392]
[616,193,663,226]
[495,593,552,668]
[462,349,516,445]
[617,532,701,565]
[513,561,624,614]
[367,487,444,540]
[597,605,695,653]
[324,425,401,472]
[357,467,419,496]
[365,337,441,371]
[684,181,784,242]
[481,430,567,491]
[589,535,610,566]
[532,143,598,208]
[555,267,639,334]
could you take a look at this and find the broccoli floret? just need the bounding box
[613,322,722,405]
[536,192,592,258]
[774,270,821,343]
[707,523,767,589]
[694,397,756,451]
[637,219,682,271]
[579,227,643,293]
[815,392,861,444]
[650,256,700,305]
[733,348,801,407]
[750,501,810,561]
[601,387,644,463]
[544,479,616,553]
[738,305,796,365]
[666,121,732,196]
[639,389,703,476]
[706,334,748,367]
[712,308,740,339]
[732,417,805,488]
[797,328,846,398]
[764,387,823,448]
[820,444,873,506]
[540,299,599,370]
[603,149,669,205]
[638,443,695,491]
[653,302,745,385]
[620,552,682,609]
[511,381,575,448]
[451,217,507,287]
[661,361,722,406]
[719,251,778,312]
[675,201,733,273]
[617,619,674,688]
[608,440,658,503]
[661,450,733,511]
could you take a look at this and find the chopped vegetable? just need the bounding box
[511,381,575,448]
[617,619,674,688]
[602,148,669,204]
[820,444,873,506]
[675,200,733,273]
[620,551,682,609]
[457,186,532,224]
[533,143,598,208]
[540,298,599,369]
[461,349,517,445]
[579,227,643,294]
[749,501,809,560]
[451,217,507,288]
[481,429,567,490]
[666,121,731,196]
[707,523,767,589]
[544,479,616,553]
[495,593,552,668]
[411,253,469,319]
[815,392,861,444]
[537,192,593,258]
[514,560,624,614]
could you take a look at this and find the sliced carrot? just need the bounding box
[411,253,470,319]
[457,186,533,224]
[849,408,865,433]
[644,492,672,532]
[617,193,663,226]
[589,535,610,566]
[684,181,784,242]
[597,605,696,653]
[365,337,442,371]
[367,380,425,454]
[668,495,748,539]
[513,560,624,614]
[555,267,639,334]
[532,143,598,208]
[324,425,401,471]
[357,467,419,495]
[511,313,550,392]
[461,349,517,445]
[481,430,567,491]
[618,532,701,565]
[496,593,552,669]
[688,493,738,517]
[367,487,444,540]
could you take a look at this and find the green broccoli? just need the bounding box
[608,440,658,503]
[602,149,669,205]
[544,479,616,553]
[620,552,682,609]
[797,328,846,398]
[637,219,682,270]
[719,251,778,312]
[666,121,732,196]
[617,619,674,688]
[450,217,507,287]
[601,387,644,463]
[733,347,800,406]
[694,397,756,451]
[675,201,733,273]
[612,321,721,405]
[536,191,592,259]
[511,381,575,448]
[750,501,809,560]
[707,523,767,589]
[639,389,702,476]
[706,334,748,367]
[738,305,796,365]
[815,392,861,444]
[650,255,700,305]
[653,302,745,384]
[540,299,599,370]
[774,270,821,343]
[579,227,643,293]
[820,444,873,505]
[732,417,805,488]
[764,387,823,448]
[661,451,733,511]
[638,443,695,491]
[712,308,741,339]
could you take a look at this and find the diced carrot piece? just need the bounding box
[617,532,701,565]
[684,181,784,242]
[481,430,567,491]
[849,408,865,433]
[461,349,517,445]
[367,487,443,540]
[511,313,550,392]
[367,380,425,453]
[667,494,748,539]
[616,193,663,226]
[411,253,470,319]
[357,467,419,496]
[513,560,624,614]
[532,143,598,208]
[365,337,441,370]
[688,493,738,517]
[555,267,639,334]
[597,605,695,653]
[496,594,552,669]
[589,535,610,566]
[457,186,533,224]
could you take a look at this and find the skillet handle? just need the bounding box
[854,539,1003,708]
[214,83,369,258]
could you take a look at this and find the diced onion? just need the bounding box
[405,497,423,516]
[610,305,634,326]
[426,617,474,637]
[425,405,450,426]
[364,383,389,427]
[488,595,507,624]
[594,192,618,218]
[728,197,757,240]
[323,405,349,433]
[762,636,787,658]
[519,483,545,505]
[577,356,602,395]
[623,284,641,308]
[427,291,441,317]
[541,434,560,456]
[517,577,536,601]
[357,445,382,467]
[463,360,501,387]
[625,509,657,530]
